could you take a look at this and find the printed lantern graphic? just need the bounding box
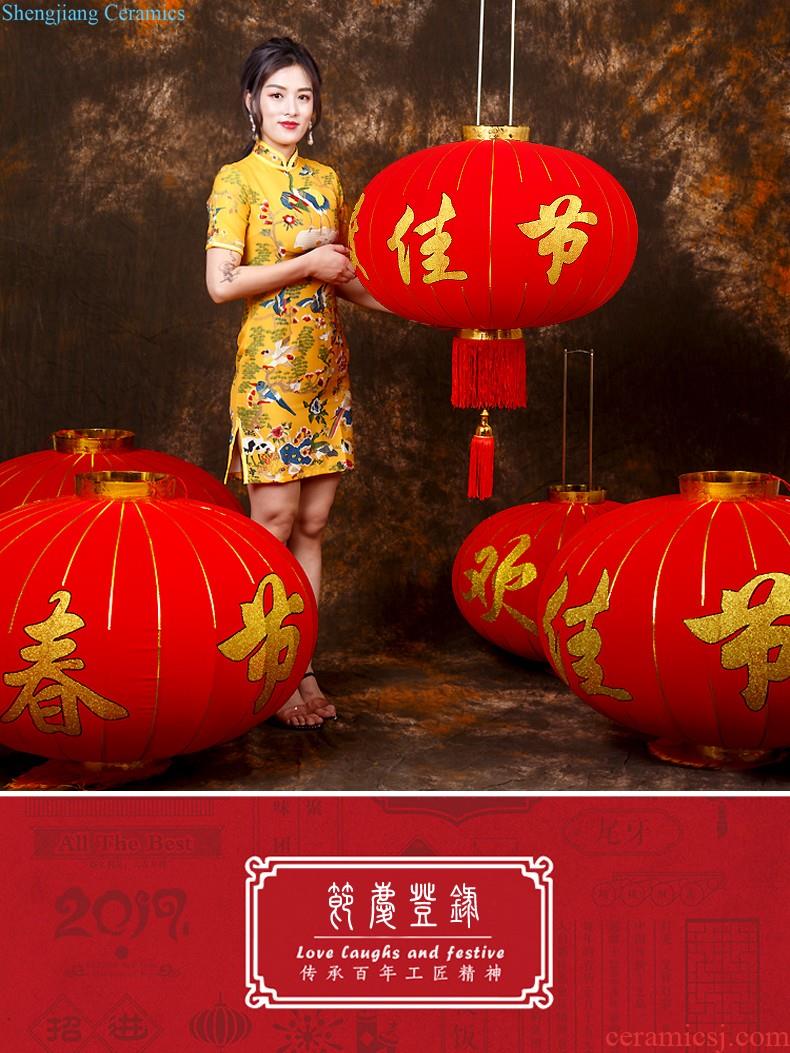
[0,428,242,512]
[189,996,252,1050]
[537,471,790,768]
[453,484,620,661]
[348,125,637,412]
[0,472,317,769]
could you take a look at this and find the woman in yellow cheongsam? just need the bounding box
[206,37,386,727]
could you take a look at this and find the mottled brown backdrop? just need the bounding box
[1,0,787,652]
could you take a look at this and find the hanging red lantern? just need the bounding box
[453,484,620,661]
[0,429,242,512]
[537,471,790,769]
[0,472,317,783]
[348,125,637,413]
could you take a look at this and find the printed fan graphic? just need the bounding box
[273,1010,345,1053]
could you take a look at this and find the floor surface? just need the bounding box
[2,640,789,792]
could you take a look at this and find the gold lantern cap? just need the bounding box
[679,471,780,502]
[54,428,135,454]
[462,125,530,142]
[76,471,176,500]
[548,483,607,505]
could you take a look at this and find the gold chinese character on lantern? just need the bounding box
[463,535,538,632]
[386,193,468,286]
[542,577,569,680]
[518,194,598,285]
[387,205,415,284]
[348,193,369,280]
[685,573,790,712]
[543,570,631,700]
[1,590,128,736]
[218,574,304,712]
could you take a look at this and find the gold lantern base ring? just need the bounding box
[6,757,171,790]
[457,328,523,342]
[648,739,788,771]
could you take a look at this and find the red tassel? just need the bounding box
[452,332,527,409]
[467,410,495,500]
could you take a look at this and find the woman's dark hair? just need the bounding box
[240,37,322,154]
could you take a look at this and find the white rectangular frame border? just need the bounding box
[244,855,553,1010]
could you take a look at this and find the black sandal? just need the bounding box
[301,672,338,720]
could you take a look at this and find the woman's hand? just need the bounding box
[303,244,355,284]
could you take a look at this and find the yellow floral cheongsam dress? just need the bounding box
[206,139,353,484]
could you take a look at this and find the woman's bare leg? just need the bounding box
[248,478,300,542]
[248,479,321,727]
[288,474,341,717]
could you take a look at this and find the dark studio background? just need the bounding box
[1,0,787,656]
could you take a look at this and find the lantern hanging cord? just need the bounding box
[562,349,595,492]
[475,0,517,126]
[476,0,485,126]
[509,0,516,125]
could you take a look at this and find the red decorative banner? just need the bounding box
[0,794,788,1052]
[245,856,553,1009]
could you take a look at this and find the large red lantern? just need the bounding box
[537,471,790,768]
[349,125,637,413]
[0,472,317,782]
[0,429,241,512]
[453,485,620,661]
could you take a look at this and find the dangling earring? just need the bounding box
[307,122,314,147]
[247,109,256,139]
